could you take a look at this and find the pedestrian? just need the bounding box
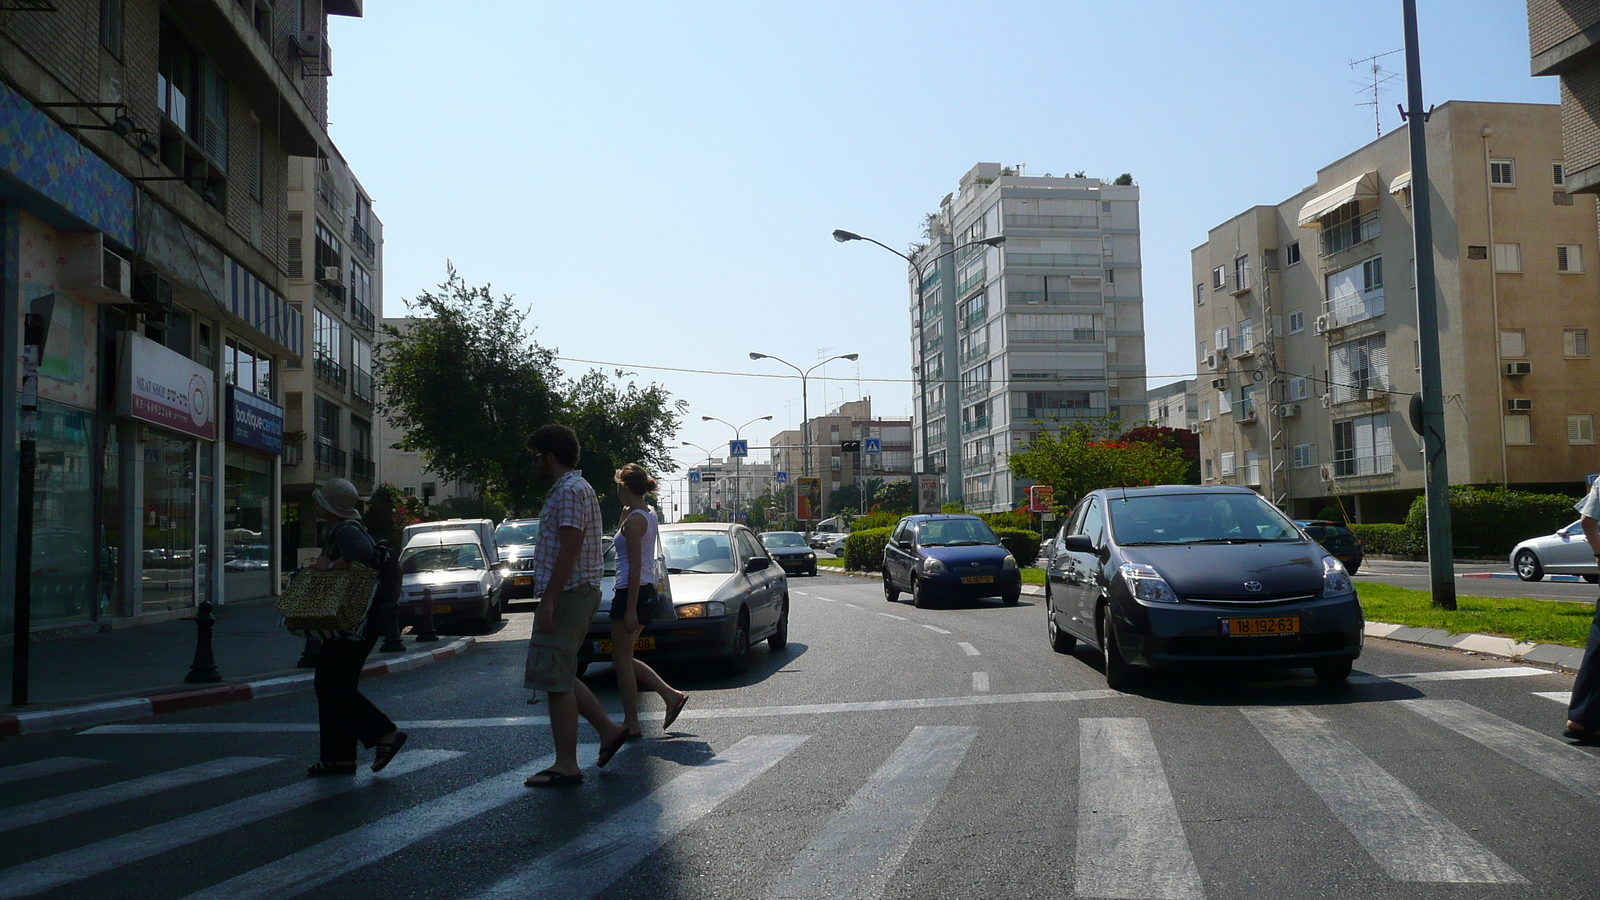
[1566,480,1600,744]
[523,424,631,787]
[610,464,690,738]
[306,478,406,776]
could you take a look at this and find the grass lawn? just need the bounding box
[1356,583,1594,648]
[817,557,843,569]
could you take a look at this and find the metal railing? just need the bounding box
[1332,453,1394,478]
[1320,209,1380,257]
[313,442,347,473]
[351,453,376,481]
[1006,252,1103,268]
[1012,406,1107,421]
[351,217,376,257]
[351,368,374,404]
[314,355,347,388]
[960,310,987,331]
[960,343,989,364]
[350,300,375,333]
[1011,329,1101,344]
[1004,214,1100,230]
[1006,291,1103,307]
[960,416,990,435]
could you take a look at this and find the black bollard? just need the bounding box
[184,600,222,683]
[378,601,405,653]
[297,636,321,668]
[414,587,440,643]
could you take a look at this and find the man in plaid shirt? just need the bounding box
[523,424,629,787]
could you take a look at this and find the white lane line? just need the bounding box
[957,642,980,656]
[971,672,990,692]
[1350,666,1549,685]
[878,613,908,621]
[0,757,104,786]
[793,592,810,597]
[177,747,585,900]
[1244,707,1524,883]
[0,749,460,900]
[1076,718,1205,900]
[817,597,836,602]
[843,603,863,609]
[921,625,952,635]
[1535,691,1574,705]
[469,735,808,900]
[1398,700,1600,805]
[761,726,976,900]
[0,756,279,834]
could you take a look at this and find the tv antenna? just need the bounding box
[1351,50,1403,138]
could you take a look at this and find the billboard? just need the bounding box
[118,331,215,441]
[917,475,941,514]
[797,477,822,521]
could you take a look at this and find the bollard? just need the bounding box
[297,636,321,668]
[184,600,222,683]
[378,601,406,653]
[414,587,440,643]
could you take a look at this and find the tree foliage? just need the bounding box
[1008,416,1190,511]
[563,368,688,526]
[872,480,915,514]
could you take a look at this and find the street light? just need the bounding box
[832,229,1004,501]
[749,351,859,524]
[701,414,772,526]
[681,441,717,519]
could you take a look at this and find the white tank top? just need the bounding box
[614,508,659,588]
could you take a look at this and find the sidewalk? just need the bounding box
[2,603,477,738]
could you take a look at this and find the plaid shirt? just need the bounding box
[532,469,604,595]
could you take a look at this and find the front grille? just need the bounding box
[1181,592,1320,607]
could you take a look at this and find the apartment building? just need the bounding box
[911,163,1146,513]
[1192,101,1600,521]
[1528,2,1600,194]
[0,0,361,634]
[1147,379,1198,430]
[767,397,913,519]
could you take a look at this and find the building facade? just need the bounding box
[1146,379,1198,430]
[1,0,362,638]
[1528,1,1600,194]
[911,164,1146,513]
[1192,101,1600,521]
[767,397,913,521]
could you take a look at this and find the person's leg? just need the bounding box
[1567,598,1600,731]
[631,657,685,706]
[572,675,626,744]
[341,635,398,749]
[610,621,643,735]
[545,690,581,775]
[313,639,364,765]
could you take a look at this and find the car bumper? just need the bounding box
[398,595,493,623]
[501,573,539,599]
[1113,592,1364,668]
[576,616,740,665]
[917,570,1022,598]
[773,557,816,574]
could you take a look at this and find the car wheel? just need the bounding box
[809,567,817,577]
[1313,658,1353,682]
[912,576,930,609]
[768,597,789,650]
[1100,604,1138,691]
[1047,588,1075,654]
[883,569,900,602]
[724,609,751,675]
[1345,560,1361,576]
[1514,549,1545,582]
[574,662,589,678]
[1586,574,1600,584]
[1002,588,1020,606]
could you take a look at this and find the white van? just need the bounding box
[397,528,501,632]
[403,519,501,567]
[808,515,851,549]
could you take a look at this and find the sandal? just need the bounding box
[663,693,690,731]
[597,728,630,768]
[524,768,583,788]
[306,761,358,777]
[1564,722,1600,744]
[372,731,408,772]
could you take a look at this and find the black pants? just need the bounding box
[314,634,396,762]
[1570,597,1600,728]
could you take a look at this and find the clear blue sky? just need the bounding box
[329,0,1550,478]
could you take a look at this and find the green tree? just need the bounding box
[561,368,686,528]
[873,480,915,514]
[1009,416,1189,510]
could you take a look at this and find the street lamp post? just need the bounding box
[700,414,772,525]
[749,352,859,526]
[831,229,1004,504]
[681,442,716,519]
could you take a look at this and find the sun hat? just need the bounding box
[313,478,362,519]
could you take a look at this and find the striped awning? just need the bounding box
[1297,172,1380,227]
[227,259,303,359]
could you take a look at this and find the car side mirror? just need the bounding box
[745,556,771,573]
[1058,534,1094,553]
[896,539,912,550]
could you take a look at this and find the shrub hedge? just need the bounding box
[1402,485,1578,557]
[1350,523,1422,557]
[994,528,1041,568]
[841,527,893,572]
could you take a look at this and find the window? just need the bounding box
[1212,266,1225,290]
[1504,415,1532,445]
[1363,256,1383,291]
[1319,201,1380,256]
[1565,329,1590,358]
[1219,452,1236,477]
[1218,391,1232,415]
[1204,458,1214,480]
[1326,257,1385,327]
[1558,244,1584,273]
[1554,161,1567,189]
[1332,413,1394,476]
[314,221,342,276]
[286,212,303,279]
[313,308,341,362]
[1493,243,1522,273]
[224,339,273,399]
[1489,159,1516,187]
[314,395,341,450]
[1195,283,1204,306]
[1285,241,1302,266]
[1234,255,1250,292]
[1214,326,1230,354]
[100,0,123,58]
[1329,334,1389,403]
[351,338,373,402]
[1569,415,1595,445]
[1198,341,1208,366]
[1238,319,1255,354]
[1291,443,1316,469]
[1500,329,1527,358]
[1288,375,1310,401]
[1288,309,1305,334]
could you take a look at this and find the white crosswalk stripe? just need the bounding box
[1075,718,1204,900]
[1535,691,1574,705]
[1243,707,1525,884]
[0,756,278,833]
[0,757,103,786]
[1398,700,1600,805]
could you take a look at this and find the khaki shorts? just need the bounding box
[523,584,602,693]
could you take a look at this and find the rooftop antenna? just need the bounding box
[1351,49,1404,138]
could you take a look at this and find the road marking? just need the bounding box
[1350,666,1549,685]
[971,672,989,692]
[844,603,863,609]
[1535,691,1574,705]
[0,757,103,786]
[818,597,836,602]
[877,612,908,621]
[177,747,586,900]
[1076,718,1205,900]
[0,749,460,900]
[469,735,808,900]
[1398,700,1600,805]
[793,591,809,596]
[921,625,952,635]
[1244,707,1524,883]
[761,726,976,900]
[957,642,980,656]
[0,756,279,834]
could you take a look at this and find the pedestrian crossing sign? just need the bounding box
[776,472,788,483]
[730,440,748,458]
[864,438,881,453]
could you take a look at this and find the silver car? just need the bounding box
[1511,520,1600,582]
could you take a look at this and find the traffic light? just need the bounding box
[840,440,862,452]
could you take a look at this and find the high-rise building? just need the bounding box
[911,164,1145,512]
[1528,2,1600,195]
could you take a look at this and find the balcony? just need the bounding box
[1236,400,1258,423]
[313,442,347,475]
[351,368,374,405]
[350,299,376,334]
[314,355,347,389]
[351,218,376,258]
[960,417,990,435]
[1325,289,1384,330]
[1332,453,1394,478]
[1320,209,1380,257]
[922,334,943,353]
[960,310,987,331]
[960,343,989,364]
[1004,214,1100,230]
[1007,291,1103,307]
[351,453,376,483]
[956,269,987,298]
[960,380,990,400]
[1011,329,1101,344]
[1012,406,1107,421]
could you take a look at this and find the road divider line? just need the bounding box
[957,642,980,656]
[761,726,976,900]
[470,735,809,900]
[843,603,863,609]
[1350,666,1548,685]
[0,756,280,834]
[1534,691,1573,705]
[921,625,952,635]
[971,672,989,692]
[878,613,908,621]
[0,757,104,786]
[1397,699,1600,805]
[1243,707,1524,883]
[1076,718,1205,900]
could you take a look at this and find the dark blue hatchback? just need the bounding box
[881,514,1023,608]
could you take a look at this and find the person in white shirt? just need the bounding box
[1566,481,1600,744]
[609,464,689,738]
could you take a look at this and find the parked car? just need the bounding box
[578,522,788,676]
[818,532,849,555]
[1295,520,1364,575]
[1045,485,1364,688]
[495,517,541,600]
[396,528,502,633]
[760,531,818,576]
[1511,520,1600,582]
[881,514,1023,608]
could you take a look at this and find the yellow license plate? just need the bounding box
[429,604,453,614]
[513,576,531,585]
[961,575,995,584]
[597,637,656,652]
[1222,616,1299,636]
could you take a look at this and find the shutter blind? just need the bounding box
[200,58,228,170]
[1330,343,1353,403]
[286,212,303,278]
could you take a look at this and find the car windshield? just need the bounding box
[916,518,1000,547]
[495,522,540,546]
[400,543,485,574]
[761,532,807,548]
[1109,493,1303,544]
[663,531,735,574]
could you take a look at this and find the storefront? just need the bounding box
[224,385,284,602]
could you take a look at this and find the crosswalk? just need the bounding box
[0,697,1596,900]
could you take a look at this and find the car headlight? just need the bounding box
[806,553,815,560]
[1322,555,1354,596]
[1001,554,1018,572]
[1118,562,1179,603]
[457,583,481,596]
[923,557,948,575]
[676,601,727,618]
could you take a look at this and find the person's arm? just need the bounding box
[624,514,645,625]
[1583,516,1600,556]
[534,525,584,633]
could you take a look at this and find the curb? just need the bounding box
[0,636,478,739]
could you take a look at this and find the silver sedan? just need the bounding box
[1510,520,1600,582]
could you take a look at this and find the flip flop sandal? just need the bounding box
[524,768,584,788]
[1564,724,1600,744]
[372,731,408,772]
[663,693,690,731]
[306,761,358,777]
[597,729,630,768]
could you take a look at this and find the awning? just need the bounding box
[1389,172,1412,195]
[1297,171,1380,227]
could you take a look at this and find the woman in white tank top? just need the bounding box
[611,464,689,737]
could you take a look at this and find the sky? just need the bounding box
[327,0,1552,488]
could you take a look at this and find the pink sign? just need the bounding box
[118,331,215,440]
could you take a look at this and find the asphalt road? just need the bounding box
[1356,558,1600,603]
[0,573,1594,900]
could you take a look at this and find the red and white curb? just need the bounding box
[0,636,477,739]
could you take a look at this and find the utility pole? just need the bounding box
[1402,0,1456,609]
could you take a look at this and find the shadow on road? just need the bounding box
[1063,644,1426,707]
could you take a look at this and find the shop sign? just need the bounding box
[118,331,215,440]
[227,384,285,455]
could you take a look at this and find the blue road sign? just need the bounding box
[729,440,749,458]
[689,472,701,484]
[775,471,788,483]
[864,438,882,454]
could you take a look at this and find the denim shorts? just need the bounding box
[608,583,660,626]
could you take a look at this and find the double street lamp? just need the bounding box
[700,414,772,525]
[748,351,859,525]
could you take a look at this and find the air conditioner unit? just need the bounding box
[1210,378,1227,390]
[1205,354,1217,371]
[294,30,325,57]
[1507,398,1533,412]
[319,266,344,285]
[1503,361,1532,376]
[61,233,133,303]
[1313,315,1331,334]
[1278,403,1301,419]
[1319,394,1333,409]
